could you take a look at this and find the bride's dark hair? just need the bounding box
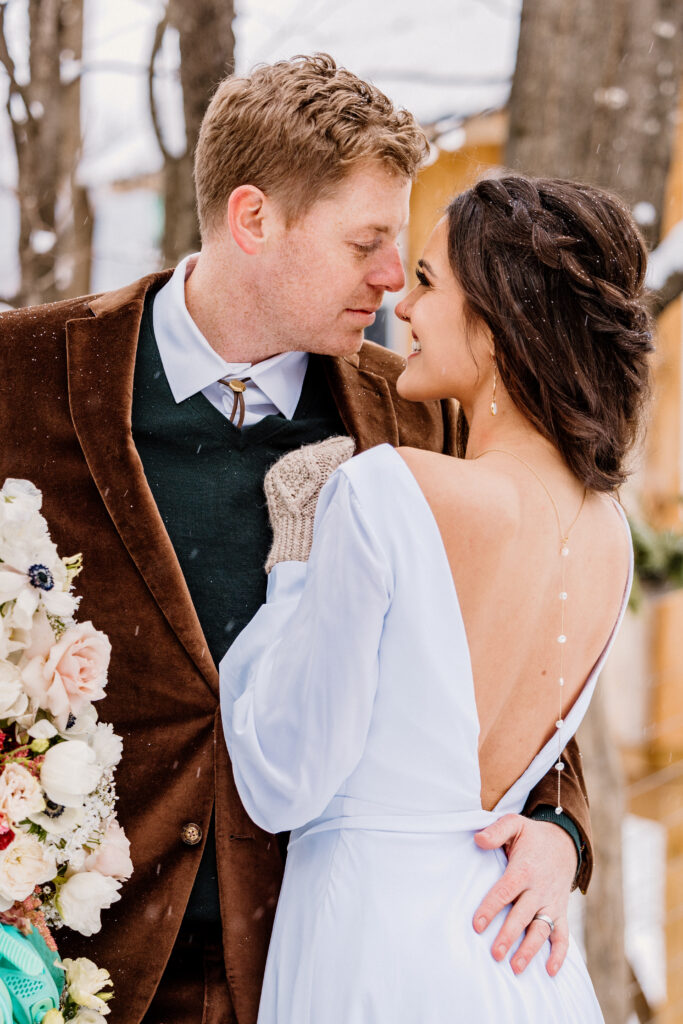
[447,175,654,492]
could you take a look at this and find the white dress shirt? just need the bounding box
[152,254,309,427]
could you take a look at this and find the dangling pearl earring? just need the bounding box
[490,360,498,416]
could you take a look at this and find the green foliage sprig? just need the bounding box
[629,517,683,609]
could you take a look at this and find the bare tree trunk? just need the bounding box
[0,0,90,307]
[57,0,92,298]
[577,685,629,1024]
[506,0,683,247]
[150,0,235,266]
[13,0,61,306]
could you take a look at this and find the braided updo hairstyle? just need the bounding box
[447,176,654,491]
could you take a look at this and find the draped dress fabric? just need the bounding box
[219,443,633,1023]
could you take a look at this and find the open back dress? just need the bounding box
[219,443,632,1023]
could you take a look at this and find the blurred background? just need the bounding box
[1,2,683,1021]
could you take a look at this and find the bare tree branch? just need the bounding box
[80,59,178,77]
[148,6,172,163]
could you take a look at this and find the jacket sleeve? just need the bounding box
[523,736,593,892]
[219,469,392,835]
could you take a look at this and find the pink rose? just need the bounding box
[85,819,133,881]
[22,622,111,725]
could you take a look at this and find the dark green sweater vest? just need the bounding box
[131,289,346,921]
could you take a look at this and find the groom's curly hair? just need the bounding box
[447,176,654,492]
[194,53,429,237]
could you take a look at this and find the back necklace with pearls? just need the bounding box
[473,448,588,815]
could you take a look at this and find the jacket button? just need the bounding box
[181,822,202,846]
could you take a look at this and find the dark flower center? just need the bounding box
[27,564,55,591]
[43,800,65,820]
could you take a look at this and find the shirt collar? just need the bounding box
[152,254,308,418]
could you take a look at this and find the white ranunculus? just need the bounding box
[40,741,103,808]
[0,763,45,822]
[62,957,113,1014]
[0,501,49,555]
[88,723,122,769]
[0,525,51,574]
[0,661,28,719]
[56,872,121,936]
[0,479,43,520]
[0,831,57,907]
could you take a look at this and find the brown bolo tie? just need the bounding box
[218,376,251,429]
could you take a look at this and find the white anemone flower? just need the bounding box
[28,800,85,836]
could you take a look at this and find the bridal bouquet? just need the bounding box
[0,478,133,1022]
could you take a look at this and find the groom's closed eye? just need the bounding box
[352,241,382,255]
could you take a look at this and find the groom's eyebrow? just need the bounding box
[362,221,408,236]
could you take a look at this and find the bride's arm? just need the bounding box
[219,467,392,835]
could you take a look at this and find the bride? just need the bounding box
[219,174,652,1022]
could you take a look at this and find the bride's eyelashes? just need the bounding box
[415,267,431,288]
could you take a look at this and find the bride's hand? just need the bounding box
[471,814,577,976]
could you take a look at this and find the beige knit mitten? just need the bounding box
[263,436,356,572]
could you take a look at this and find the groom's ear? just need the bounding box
[227,185,273,255]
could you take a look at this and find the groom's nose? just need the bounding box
[366,243,405,294]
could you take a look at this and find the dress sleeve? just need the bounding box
[219,468,393,834]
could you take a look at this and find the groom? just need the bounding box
[0,55,590,1023]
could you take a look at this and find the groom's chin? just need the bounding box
[309,331,364,358]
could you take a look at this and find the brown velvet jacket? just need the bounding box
[0,272,591,1024]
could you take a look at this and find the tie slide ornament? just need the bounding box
[219,377,251,429]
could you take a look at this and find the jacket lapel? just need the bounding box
[324,352,400,451]
[66,272,219,694]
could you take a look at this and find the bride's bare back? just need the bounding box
[397,446,631,811]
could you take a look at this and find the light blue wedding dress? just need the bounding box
[219,443,632,1023]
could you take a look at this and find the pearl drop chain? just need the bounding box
[473,449,587,814]
[555,539,571,813]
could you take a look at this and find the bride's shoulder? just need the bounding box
[394,446,519,533]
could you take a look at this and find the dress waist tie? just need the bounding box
[288,807,502,849]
